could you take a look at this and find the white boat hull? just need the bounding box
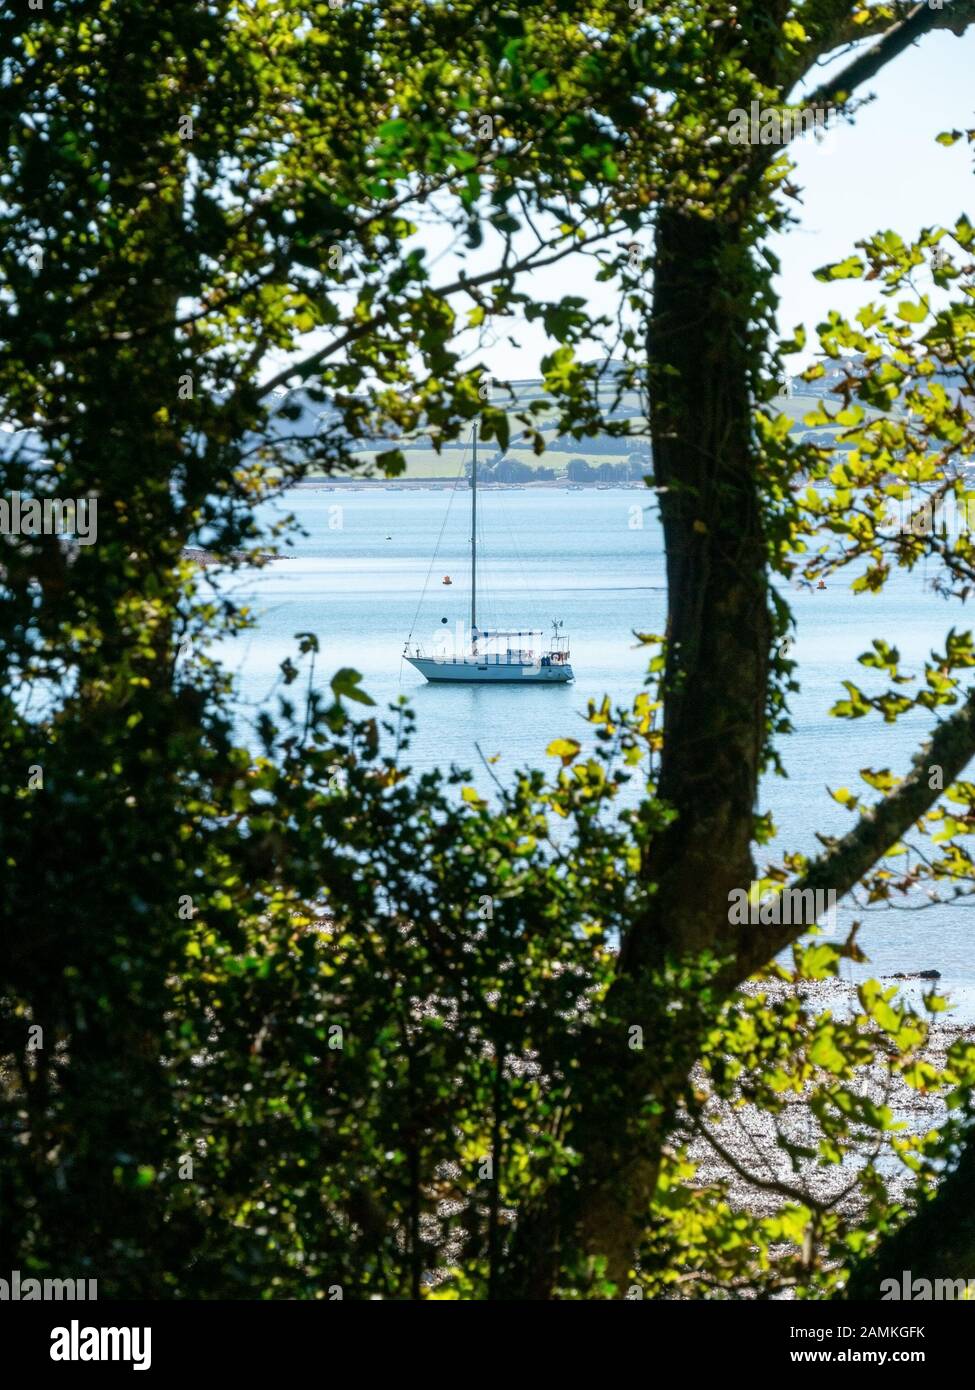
[406,655,573,684]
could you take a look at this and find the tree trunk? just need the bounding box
[577,205,773,1284]
[624,203,771,976]
[500,204,773,1296]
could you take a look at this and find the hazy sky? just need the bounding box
[770,26,974,366]
[468,26,975,379]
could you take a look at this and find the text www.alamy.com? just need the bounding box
[790,1349,925,1364]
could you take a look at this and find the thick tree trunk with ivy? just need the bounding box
[629,207,771,973]
[581,208,772,1283]
[498,203,774,1297]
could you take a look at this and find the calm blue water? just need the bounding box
[213,485,975,998]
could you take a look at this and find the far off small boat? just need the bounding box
[442,574,453,585]
[404,425,573,685]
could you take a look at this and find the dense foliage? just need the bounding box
[3,0,975,1299]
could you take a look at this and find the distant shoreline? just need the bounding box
[290,477,649,491]
[181,546,285,567]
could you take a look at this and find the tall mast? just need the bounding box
[471,422,477,649]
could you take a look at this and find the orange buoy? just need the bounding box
[442,575,453,585]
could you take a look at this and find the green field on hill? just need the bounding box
[344,447,639,479]
[332,393,896,479]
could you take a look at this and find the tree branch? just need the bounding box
[255,226,618,400]
[737,687,975,980]
[806,0,975,110]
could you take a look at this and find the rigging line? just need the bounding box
[405,436,469,645]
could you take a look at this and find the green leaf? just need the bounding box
[814,255,863,282]
[330,668,375,706]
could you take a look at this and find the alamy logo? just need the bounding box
[883,495,975,537]
[0,492,98,544]
[50,1321,151,1371]
[728,883,837,929]
[881,1270,975,1301]
[727,101,829,146]
[0,1269,97,1300]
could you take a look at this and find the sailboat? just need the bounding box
[403,425,574,684]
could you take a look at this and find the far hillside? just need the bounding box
[265,356,913,480]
